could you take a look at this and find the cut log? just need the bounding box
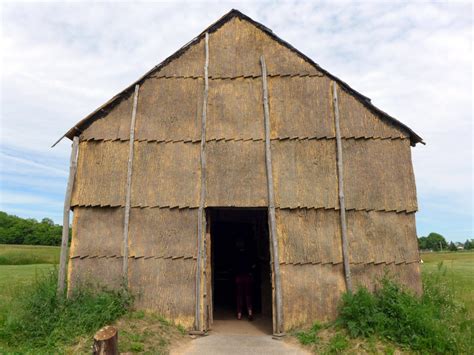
[92,325,118,355]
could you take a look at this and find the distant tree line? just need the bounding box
[0,211,65,246]
[418,232,473,251]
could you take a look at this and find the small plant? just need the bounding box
[326,333,349,354]
[0,269,132,353]
[295,322,322,345]
[337,271,473,354]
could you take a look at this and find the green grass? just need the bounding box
[0,264,55,306]
[0,244,59,307]
[0,270,132,353]
[0,244,186,353]
[296,253,474,354]
[420,251,474,315]
[0,244,60,265]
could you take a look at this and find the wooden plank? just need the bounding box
[332,81,353,292]
[205,214,213,328]
[260,55,284,335]
[122,84,140,283]
[57,136,80,296]
[195,32,209,331]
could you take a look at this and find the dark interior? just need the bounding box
[210,208,272,320]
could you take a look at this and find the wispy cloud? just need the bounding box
[0,1,472,241]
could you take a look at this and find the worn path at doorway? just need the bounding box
[170,316,310,355]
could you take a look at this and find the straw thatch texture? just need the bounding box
[207,78,264,140]
[276,209,342,264]
[268,76,335,139]
[280,263,345,330]
[129,207,198,258]
[272,139,338,209]
[80,92,133,141]
[338,88,408,139]
[351,262,422,295]
[68,257,122,292]
[131,141,200,208]
[343,138,417,212]
[156,38,205,78]
[129,258,196,328]
[346,211,419,264]
[71,141,128,207]
[208,17,320,77]
[135,78,202,142]
[70,207,123,257]
[206,140,267,206]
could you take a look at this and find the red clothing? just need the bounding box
[236,273,253,314]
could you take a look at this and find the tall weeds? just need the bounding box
[337,264,473,353]
[0,270,132,352]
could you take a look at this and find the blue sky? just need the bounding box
[0,1,472,242]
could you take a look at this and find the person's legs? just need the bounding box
[244,275,253,320]
[235,275,243,319]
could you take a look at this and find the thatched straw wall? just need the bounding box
[280,263,345,330]
[129,258,196,328]
[68,13,421,332]
[206,140,267,206]
[272,139,338,209]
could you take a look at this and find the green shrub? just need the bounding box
[326,333,349,354]
[296,322,322,345]
[0,269,132,352]
[337,267,473,354]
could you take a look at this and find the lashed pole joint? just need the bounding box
[260,55,284,335]
[122,84,140,285]
[332,81,353,292]
[57,136,80,296]
[195,32,209,332]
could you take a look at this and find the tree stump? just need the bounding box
[92,325,118,355]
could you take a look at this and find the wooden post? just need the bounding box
[332,81,353,292]
[57,136,79,296]
[122,84,140,284]
[92,325,118,355]
[260,55,284,335]
[195,32,209,331]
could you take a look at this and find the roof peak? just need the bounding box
[54,9,423,147]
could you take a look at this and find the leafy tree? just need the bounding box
[0,211,63,246]
[418,236,428,250]
[427,232,448,251]
[464,239,473,250]
[417,232,448,251]
[448,242,457,252]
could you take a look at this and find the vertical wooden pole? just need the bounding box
[57,136,79,296]
[195,32,209,331]
[260,55,284,335]
[122,84,140,284]
[332,81,353,292]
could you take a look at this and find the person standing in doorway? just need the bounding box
[234,240,255,321]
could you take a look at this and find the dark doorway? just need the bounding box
[209,208,272,331]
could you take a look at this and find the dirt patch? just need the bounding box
[293,326,408,354]
[67,311,189,354]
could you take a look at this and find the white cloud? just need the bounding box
[0,1,472,239]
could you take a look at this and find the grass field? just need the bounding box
[0,244,60,265]
[420,251,474,314]
[0,244,59,306]
[0,244,185,353]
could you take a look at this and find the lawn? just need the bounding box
[0,244,60,265]
[0,244,185,353]
[420,251,474,315]
[0,244,59,306]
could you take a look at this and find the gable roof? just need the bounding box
[54,9,424,147]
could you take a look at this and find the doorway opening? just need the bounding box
[209,208,273,333]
